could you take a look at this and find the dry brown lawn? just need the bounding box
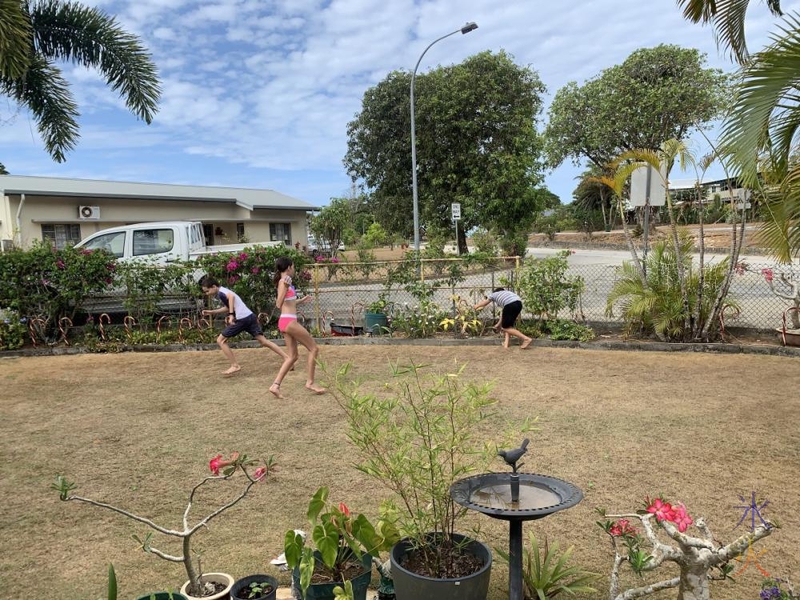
[1,344,798,600]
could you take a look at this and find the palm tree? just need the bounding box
[678,0,800,260]
[0,0,160,163]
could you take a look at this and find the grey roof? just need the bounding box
[0,175,321,211]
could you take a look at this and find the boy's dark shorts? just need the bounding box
[221,313,262,338]
[500,301,522,329]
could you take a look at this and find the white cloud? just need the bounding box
[5,0,800,204]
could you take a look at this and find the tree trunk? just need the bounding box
[457,226,468,255]
[677,564,710,600]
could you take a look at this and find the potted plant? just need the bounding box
[364,294,391,335]
[284,486,400,600]
[230,574,278,600]
[329,361,509,600]
[53,452,275,599]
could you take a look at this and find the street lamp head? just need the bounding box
[461,22,478,34]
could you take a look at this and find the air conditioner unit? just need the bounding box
[79,206,100,220]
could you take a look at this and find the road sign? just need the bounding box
[451,203,461,220]
[630,165,667,207]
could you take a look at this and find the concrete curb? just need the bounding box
[2,335,798,358]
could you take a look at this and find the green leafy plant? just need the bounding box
[241,580,274,599]
[330,361,502,578]
[495,533,597,600]
[107,563,117,600]
[54,452,275,597]
[366,294,390,314]
[0,309,27,350]
[391,300,447,338]
[516,250,584,321]
[284,486,399,598]
[606,236,735,341]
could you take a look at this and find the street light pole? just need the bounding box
[410,21,478,256]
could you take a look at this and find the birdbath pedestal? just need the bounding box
[450,472,583,600]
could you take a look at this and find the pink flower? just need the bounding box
[251,267,260,274]
[238,252,248,261]
[646,498,675,522]
[253,467,267,481]
[339,502,350,517]
[761,268,774,283]
[56,260,66,269]
[209,454,223,475]
[226,260,239,272]
[671,503,693,532]
[609,519,636,537]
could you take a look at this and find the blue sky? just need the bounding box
[2,0,798,207]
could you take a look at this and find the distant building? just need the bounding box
[669,177,751,206]
[0,175,319,250]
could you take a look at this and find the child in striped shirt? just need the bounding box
[474,288,533,349]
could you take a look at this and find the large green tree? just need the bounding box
[345,50,547,253]
[545,44,730,170]
[0,0,161,163]
[678,0,800,259]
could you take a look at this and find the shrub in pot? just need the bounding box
[230,574,278,600]
[329,361,531,599]
[284,486,400,600]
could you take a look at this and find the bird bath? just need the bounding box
[450,444,583,600]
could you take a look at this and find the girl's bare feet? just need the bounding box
[269,382,284,399]
[520,338,532,350]
[305,383,326,395]
[223,365,242,375]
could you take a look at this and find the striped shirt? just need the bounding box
[488,290,521,308]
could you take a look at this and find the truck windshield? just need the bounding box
[82,231,126,258]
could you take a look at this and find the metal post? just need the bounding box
[410,23,478,258]
[643,166,652,274]
[509,520,524,600]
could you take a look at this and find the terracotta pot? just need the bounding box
[180,572,234,600]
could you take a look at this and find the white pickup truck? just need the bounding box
[75,221,283,314]
[76,221,282,265]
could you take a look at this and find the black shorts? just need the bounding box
[500,301,522,329]
[221,313,262,339]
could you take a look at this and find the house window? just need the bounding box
[269,223,292,245]
[42,224,82,249]
[236,222,245,242]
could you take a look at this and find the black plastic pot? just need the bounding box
[135,593,189,600]
[230,574,278,600]
[292,553,373,600]
[390,533,492,600]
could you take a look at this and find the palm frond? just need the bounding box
[0,0,32,80]
[1,54,78,162]
[29,0,160,123]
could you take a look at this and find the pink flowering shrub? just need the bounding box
[192,246,310,316]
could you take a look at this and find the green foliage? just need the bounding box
[517,251,585,320]
[1,0,160,162]
[362,222,389,248]
[0,242,116,339]
[498,230,529,258]
[495,533,597,600]
[310,198,352,257]
[471,228,498,255]
[192,246,309,317]
[346,50,547,239]
[391,300,447,338]
[284,486,399,597]
[544,319,595,342]
[545,44,730,170]
[116,260,195,327]
[0,309,26,350]
[606,236,735,341]
[107,563,117,600]
[329,361,497,578]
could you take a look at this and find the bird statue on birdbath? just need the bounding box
[498,438,529,473]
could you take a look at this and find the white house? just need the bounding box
[0,175,320,250]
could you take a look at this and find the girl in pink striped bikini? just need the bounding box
[269,256,325,398]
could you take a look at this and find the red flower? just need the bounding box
[761,268,774,283]
[251,267,260,274]
[646,498,675,523]
[671,503,693,532]
[253,467,267,481]
[56,260,66,269]
[209,454,223,475]
[609,519,636,537]
[339,502,350,517]
[226,260,239,272]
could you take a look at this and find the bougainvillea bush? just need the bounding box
[191,246,310,317]
[0,242,116,338]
